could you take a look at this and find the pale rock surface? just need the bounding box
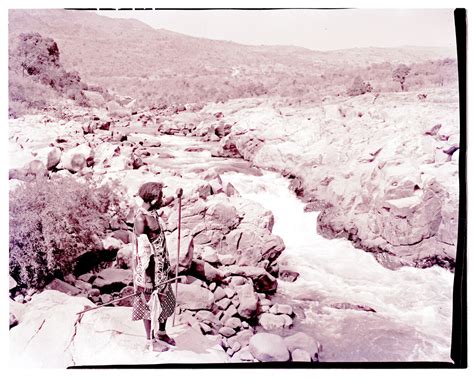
[249,332,290,362]
[283,332,320,361]
[92,268,133,292]
[235,283,258,319]
[258,313,286,330]
[10,290,229,367]
[177,283,215,310]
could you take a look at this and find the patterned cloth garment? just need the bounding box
[131,208,176,322]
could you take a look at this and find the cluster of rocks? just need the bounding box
[185,90,460,271]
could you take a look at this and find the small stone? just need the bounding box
[235,349,254,362]
[223,305,238,319]
[9,276,17,290]
[215,310,224,321]
[281,314,293,328]
[218,254,236,266]
[88,288,100,298]
[100,294,113,304]
[226,348,235,356]
[229,276,248,288]
[209,282,217,292]
[216,298,231,310]
[24,295,32,302]
[260,299,272,306]
[225,317,242,330]
[242,321,249,329]
[195,310,215,322]
[225,288,236,298]
[269,304,293,316]
[219,326,236,338]
[9,313,18,329]
[200,322,212,334]
[291,349,311,362]
[214,286,226,302]
[261,305,270,312]
[231,341,242,353]
[221,337,229,349]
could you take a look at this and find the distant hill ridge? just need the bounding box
[9,9,458,107]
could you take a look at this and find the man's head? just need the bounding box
[138,182,163,208]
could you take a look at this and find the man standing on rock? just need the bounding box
[132,181,183,351]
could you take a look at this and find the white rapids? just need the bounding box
[221,170,454,362]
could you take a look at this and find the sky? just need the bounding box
[96,8,457,51]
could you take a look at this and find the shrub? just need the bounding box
[9,176,124,289]
[347,75,373,96]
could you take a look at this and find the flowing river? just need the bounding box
[148,133,454,363]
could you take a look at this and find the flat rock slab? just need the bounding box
[92,268,133,293]
[45,278,81,296]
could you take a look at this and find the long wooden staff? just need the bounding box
[172,193,182,326]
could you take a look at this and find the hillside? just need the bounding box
[9,9,458,107]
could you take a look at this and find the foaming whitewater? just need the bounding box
[221,171,454,362]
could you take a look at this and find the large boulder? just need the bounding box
[221,227,284,267]
[83,90,105,108]
[33,146,62,170]
[204,201,240,234]
[283,332,321,361]
[177,283,215,310]
[235,283,258,319]
[249,333,290,362]
[167,230,195,272]
[59,144,92,173]
[92,268,133,294]
[9,290,229,367]
[106,100,130,118]
[190,259,226,283]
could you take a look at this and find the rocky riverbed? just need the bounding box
[9,106,318,365]
[8,86,458,366]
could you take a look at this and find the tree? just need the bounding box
[392,64,411,91]
[15,32,60,77]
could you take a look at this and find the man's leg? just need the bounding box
[143,319,152,340]
[157,319,176,346]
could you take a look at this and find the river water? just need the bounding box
[221,171,454,363]
[151,133,454,363]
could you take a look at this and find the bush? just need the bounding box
[347,75,373,96]
[9,176,124,289]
